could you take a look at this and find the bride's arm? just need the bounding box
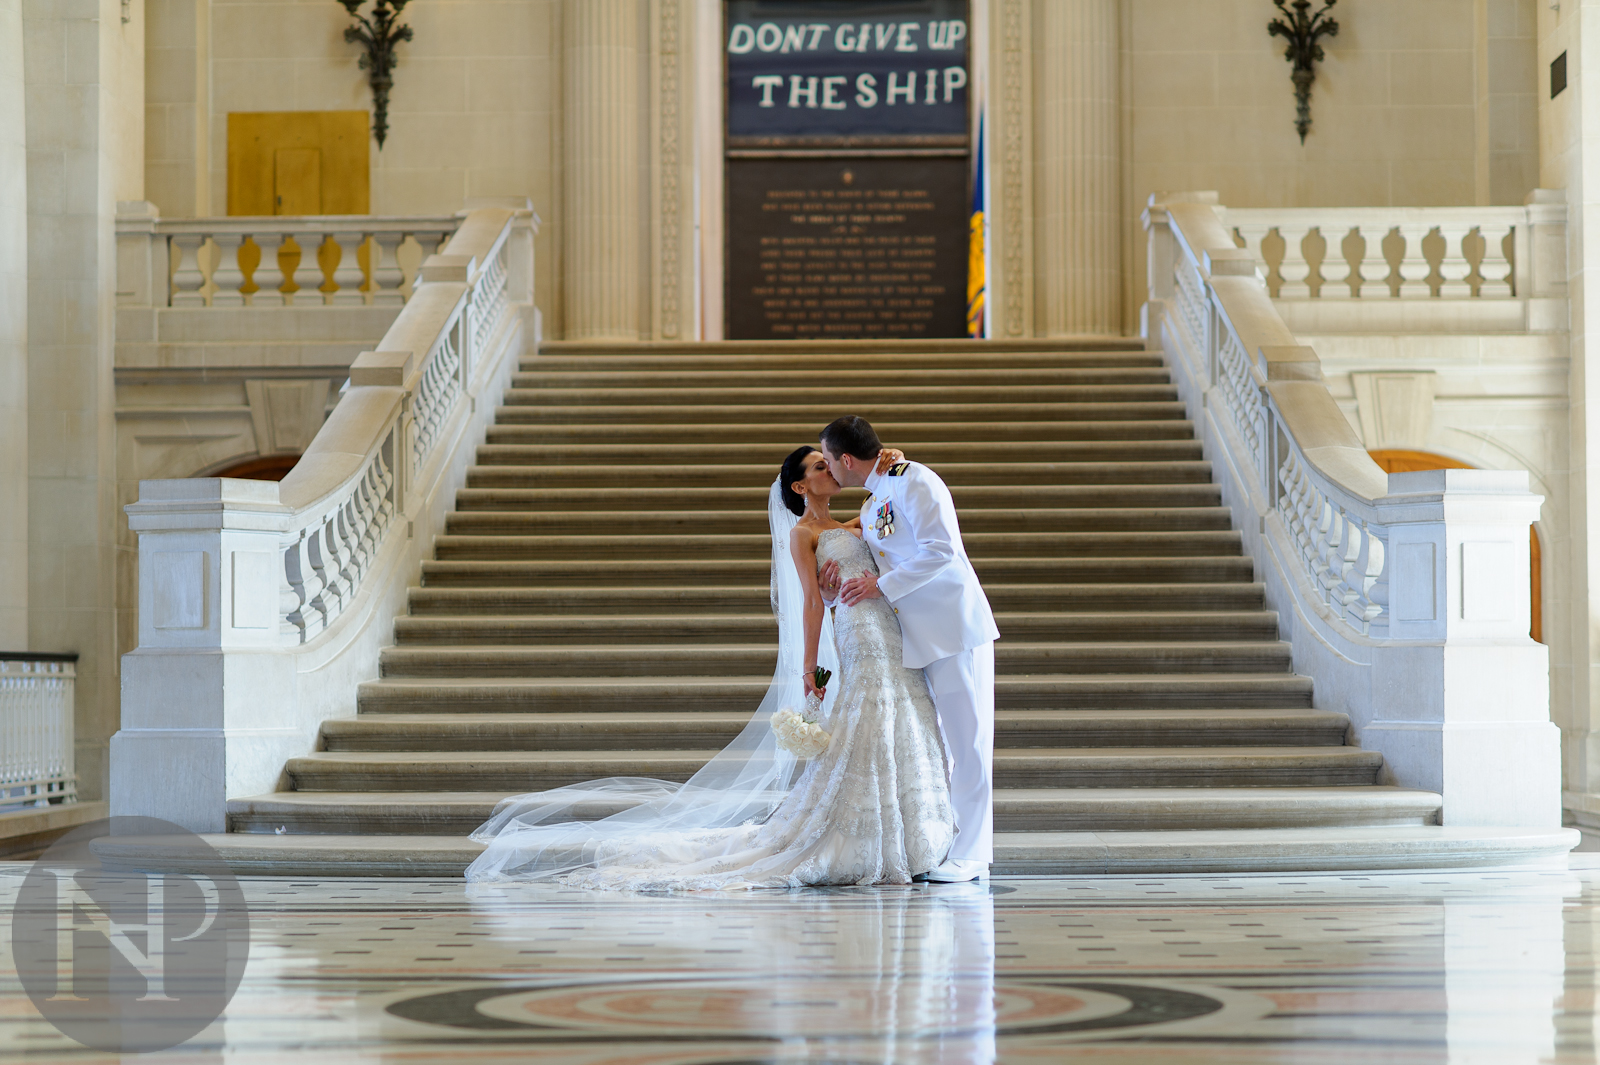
[789,527,828,700]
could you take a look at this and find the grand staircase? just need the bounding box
[213,340,1565,876]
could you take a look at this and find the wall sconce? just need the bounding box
[1268,0,1340,144]
[338,0,414,149]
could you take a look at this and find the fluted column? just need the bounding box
[563,0,644,340]
[1031,0,1121,336]
[0,0,25,646]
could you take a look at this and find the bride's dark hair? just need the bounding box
[779,446,820,517]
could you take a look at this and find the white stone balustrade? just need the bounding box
[0,655,77,811]
[113,207,538,832]
[1215,194,1568,334]
[1145,192,1560,830]
[114,206,461,308]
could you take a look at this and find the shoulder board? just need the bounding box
[887,462,911,476]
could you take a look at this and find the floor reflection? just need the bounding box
[0,861,1597,1062]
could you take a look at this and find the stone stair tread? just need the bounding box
[484,421,1200,443]
[493,403,1192,424]
[291,746,1379,764]
[225,786,1442,835]
[149,826,1579,878]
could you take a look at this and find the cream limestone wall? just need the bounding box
[24,0,136,801]
[1122,0,1538,329]
[1,0,28,650]
[144,0,563,331]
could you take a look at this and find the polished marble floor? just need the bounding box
[6,857,1600,1063]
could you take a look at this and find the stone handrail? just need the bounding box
[1144,192,1559,829]
[114,201,461,308]
[116,205,537,831]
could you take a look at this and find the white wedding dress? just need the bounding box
[465,520,956,891]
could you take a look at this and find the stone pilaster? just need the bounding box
[563,0,645,341]
[0,0,26,648]
[650,0,695,341]
[1540,0,1600,822]
[1031,0,1120,336]
[988,0,1033,338]
[23,0,123,800]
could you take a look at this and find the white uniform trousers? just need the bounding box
[923,641,995,864]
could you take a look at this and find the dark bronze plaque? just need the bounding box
[726,157,968,340]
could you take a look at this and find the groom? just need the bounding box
[817,414,1001,883]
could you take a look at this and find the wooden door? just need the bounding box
[273,148,322,215]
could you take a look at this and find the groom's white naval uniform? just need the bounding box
[860,459,1000,864]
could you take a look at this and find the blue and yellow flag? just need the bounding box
[967,113,986,338]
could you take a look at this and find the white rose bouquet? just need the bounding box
[773,667,832,759]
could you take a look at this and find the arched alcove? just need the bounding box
[1369,449,1542,643]
[204,453,300,482]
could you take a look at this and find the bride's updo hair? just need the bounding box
[779,446,820,517]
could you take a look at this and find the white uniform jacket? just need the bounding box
[860,460,1000,669]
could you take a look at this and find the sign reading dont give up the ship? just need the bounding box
[726,0,970,146]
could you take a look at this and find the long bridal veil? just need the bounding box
[463,480,841,883]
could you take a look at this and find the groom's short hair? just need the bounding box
[820,415,882,461]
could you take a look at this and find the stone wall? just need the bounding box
[1123,0,1539,329]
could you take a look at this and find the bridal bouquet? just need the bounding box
[773,668,832,758]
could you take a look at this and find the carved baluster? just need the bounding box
[328,230,368,305]
[250,232,286,307]
[210,233,247,306]
[281,535,316,643]
[1355,224,1393,298]
[170,234,208,307]
[1478,222,1516,298]
[1318,226,1355,299]
[1437,221,1474,298]
[1396,223,1434,298]
[372,232,406,306]
[1275,224,1314,299]
[308,514,346,621]
[1231,222,1272,281]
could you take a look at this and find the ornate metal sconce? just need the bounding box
[1268,0,1340,144]
[338,0,413,149]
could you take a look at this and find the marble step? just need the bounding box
[444,507,1233,538]
[475,440,1204,467]
[404,582,1270,616]
[509,367,1173,389]
[225,785,1436,836]
[320,709,1349,752]
[376,641,1296,679]
[284,746,1384,792]
[391,611,1281,647]
[430,531,1244,562]
[484,420,1199,446]
[420,556,1259,588]
[111,825,1579,878]
[464,460,1215,489]
[533,338,1151,357]
[500,384,1180,408]
[452,484,1224,512]
[356,673,1315,714]
[492,401,1191,425]
[525,354,1164,374]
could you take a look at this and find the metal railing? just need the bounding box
[0,654,77,811]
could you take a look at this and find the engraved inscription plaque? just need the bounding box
[726,157,968,340]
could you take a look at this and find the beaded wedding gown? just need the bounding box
[465,525,956,891]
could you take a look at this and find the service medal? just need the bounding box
[874,499,895,538]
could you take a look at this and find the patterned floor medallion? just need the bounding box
[383,975,1271,1044]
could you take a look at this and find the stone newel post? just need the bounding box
[114,480,294,833]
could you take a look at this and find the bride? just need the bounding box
[464,445,956,890]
